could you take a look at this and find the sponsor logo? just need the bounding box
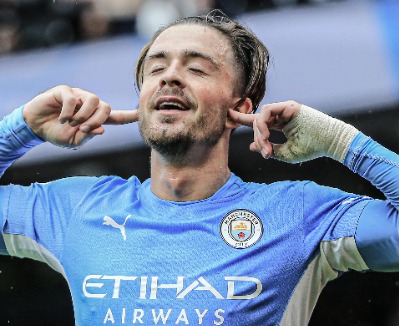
[82,275,262,325]
[103,214,132,241]
[220,209,263,249]
[82,275,262,300]
[102,307,225,325]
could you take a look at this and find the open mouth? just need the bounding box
[158,102,189,110]
[155,97,190,111]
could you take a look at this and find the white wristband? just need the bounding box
[273,105,359,163]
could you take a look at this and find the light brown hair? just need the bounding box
[135,10,269,112]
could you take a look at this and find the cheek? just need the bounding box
[138,84,154,107]
[198,85,231,106]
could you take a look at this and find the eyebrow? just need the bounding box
[145,50,220,70]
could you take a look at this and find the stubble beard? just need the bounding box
[139,107,227,164]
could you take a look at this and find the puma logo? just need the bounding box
[103,215,132,241]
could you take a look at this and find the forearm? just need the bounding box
[0,106,44,177]
[344,133,399,209]
[343,133,399,271]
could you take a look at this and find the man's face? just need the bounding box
[138,24,239,159]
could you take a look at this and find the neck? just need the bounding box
[150,138,231,201]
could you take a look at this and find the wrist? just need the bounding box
[274,105,359,163]
[300,105,359,162]
[0,106,44,149]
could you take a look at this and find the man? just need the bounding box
[1,10,399,326]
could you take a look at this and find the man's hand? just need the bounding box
[229,101,300,159]
[23,85,138,148]
[229,101,359,163]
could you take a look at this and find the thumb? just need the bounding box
[105,110,139,125]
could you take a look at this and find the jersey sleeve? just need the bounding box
[301,180,370,273]
[344,133,399,272]
[301,132,399,274]
[0,176,100,272]
[0,106,44,177]
[355,200,399,271]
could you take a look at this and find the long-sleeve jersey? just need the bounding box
[1,106,399,325]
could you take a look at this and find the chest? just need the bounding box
[61,200,307,325]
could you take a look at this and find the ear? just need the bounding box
[226,97,253,129]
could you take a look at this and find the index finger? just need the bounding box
[105,109,139,125]
[228,109,255,127]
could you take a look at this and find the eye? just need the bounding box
[150,66,165,74]
[144,63,166,75]
[189,67,205,75]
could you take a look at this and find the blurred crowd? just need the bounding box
[0,0,341,55]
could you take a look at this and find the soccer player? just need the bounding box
[1,10,399,326]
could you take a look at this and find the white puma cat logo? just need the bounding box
[103,214,132,241]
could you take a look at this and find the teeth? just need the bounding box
[159,102,186,110]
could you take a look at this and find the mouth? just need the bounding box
[155,97,190,111]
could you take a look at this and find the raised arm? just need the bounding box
[229,101,399,271]
[0,85,138,176]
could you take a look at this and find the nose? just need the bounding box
[159,64,186,88]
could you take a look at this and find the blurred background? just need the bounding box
[1,0,399,324]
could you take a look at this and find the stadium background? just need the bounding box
[1,0,399,324]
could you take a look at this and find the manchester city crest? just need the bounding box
[220,209,263,249]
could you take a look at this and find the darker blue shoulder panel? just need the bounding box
[356,200,399,272]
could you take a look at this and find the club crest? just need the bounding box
[220,209,263,249]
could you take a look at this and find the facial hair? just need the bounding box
[138,89,227,163]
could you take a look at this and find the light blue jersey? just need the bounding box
[1,107,399,325]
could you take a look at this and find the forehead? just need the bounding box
[148,24,235,65]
